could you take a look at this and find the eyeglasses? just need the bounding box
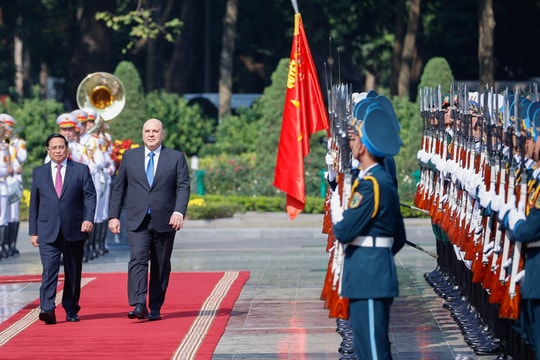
[48,145,67,151]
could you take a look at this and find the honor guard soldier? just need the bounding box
[502,102,540,360]
[331,101,404,360]
[1,114,26,256]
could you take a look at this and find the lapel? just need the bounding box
[145,146,169,189]
[47,162,56,194]
[154,146,169,186]
[48,160,71,198]
[60,160,74,198]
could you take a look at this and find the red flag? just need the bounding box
[273,13,330,220]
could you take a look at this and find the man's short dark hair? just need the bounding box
[45,133,68,148]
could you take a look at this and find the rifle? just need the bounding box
[483,89,512,293]
[500,87,527,320]
[320,84,354,320]
[476,86,499,277]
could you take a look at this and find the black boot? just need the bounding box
[83,238,90,263]
[0,225,9,258]
[99,220,109,254]
[8,221,19,256]
[90,223,101,259]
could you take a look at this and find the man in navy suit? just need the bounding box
[109,118,190,321]
[29,132,96,324]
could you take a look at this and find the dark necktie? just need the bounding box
[146,152,155,186]
[55,164,63,198]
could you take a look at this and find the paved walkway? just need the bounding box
[0,212,497,359]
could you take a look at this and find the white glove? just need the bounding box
[507,208,526,231]
[490,193,502,213]
[330,190,343,224]
[326,152,337,182]
[515,269,526,284]
[498,194,516,222]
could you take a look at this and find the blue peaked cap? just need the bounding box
[359,103,402,157]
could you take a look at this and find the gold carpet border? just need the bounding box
[172,270,240,360]
[0,277,95,347]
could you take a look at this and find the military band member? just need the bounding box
[0,114,13,258]
[331,102,404,360]
[1,114,26,256]
[48,113,86,164]
[80,114,106,260]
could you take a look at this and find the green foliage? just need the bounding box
[200,105,262,156]
[95,8,182,53]
[110,61,146,143]
[197,153,257,196]
[188,194,325,219]
[252,58,289,195]
[0,88,64,188]
[187,200,238,220]
[417,57,455,96]
[197,57,328,199]
[145,90,213,157]
[391,95,423,202]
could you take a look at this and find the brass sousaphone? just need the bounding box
[76,72,125,131]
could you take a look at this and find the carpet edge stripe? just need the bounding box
[0,277,95,347]
[176,271,238,358]
[172,270,240,360]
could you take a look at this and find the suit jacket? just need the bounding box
[28,160,96,243]
[109,145,190,233]
[333,164,402,299]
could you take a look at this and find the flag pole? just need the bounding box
[290,0,299,14]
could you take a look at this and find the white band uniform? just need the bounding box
[350,236,394,248]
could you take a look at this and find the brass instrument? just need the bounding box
[76,72,125,131]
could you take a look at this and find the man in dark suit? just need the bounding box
[29,132,96,325]
[108,118,190,321]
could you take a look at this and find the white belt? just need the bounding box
[527,241,540,248]
[351,236,394,248]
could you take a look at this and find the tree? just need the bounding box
[478,0,495,87]
[218,0,238,121]
[165,0,201,94]
[418,57,454,95]
[397,0,421,98]
[68,0,116,109]
[110,61,146,142]
[390,0,406,95]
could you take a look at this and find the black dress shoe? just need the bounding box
[66,312,80,322]
[148,309,161,321]
[128,304,148,319]
[39,309,56,325]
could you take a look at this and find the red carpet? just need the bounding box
[0,271,249,360]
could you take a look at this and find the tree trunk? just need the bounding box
[166,0,202,94]
[478,0,495,87]
[390,0,406,96]
[14,15,23,98]
[145,0,176,92]
[397,0,421,99]
[364,71,375,92]
[218,0,238,122]
[68,0,114,109]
